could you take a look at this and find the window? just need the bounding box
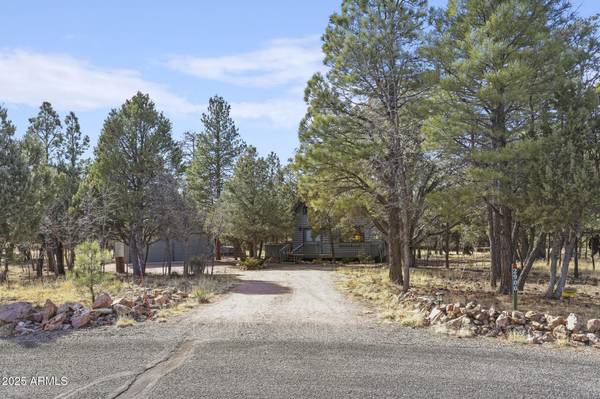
[303,229,321,242]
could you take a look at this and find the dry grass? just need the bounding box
[116,317,135,328]
[0,267,124,306]
[0,265,237,310]
[506,330,527,344]
[337,251,600,324]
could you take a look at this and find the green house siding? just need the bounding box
[270,203,386,261]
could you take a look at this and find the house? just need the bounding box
[114,233,211,265]
[267,203,386,262]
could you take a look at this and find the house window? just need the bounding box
[303,229,321,242]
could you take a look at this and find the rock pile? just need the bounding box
[0,287,190,337]
[396,292,600,347]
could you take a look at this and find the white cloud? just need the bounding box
[0,49,202,114]
[231,98,306,128]
[168,36,324,88]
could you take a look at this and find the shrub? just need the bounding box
[238,257,265,270]
[192,288,211,303]
[71,241,112,303]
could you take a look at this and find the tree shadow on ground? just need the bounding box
[230,280,292,295]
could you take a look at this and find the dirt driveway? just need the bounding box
[191,265,365,325]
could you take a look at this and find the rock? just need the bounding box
[28,312,43,323]
[540,332,555,343]
[547,315,566,329]
[90,308,113,318]
[511,311,526,325]
[428,307,445,325]
[0,302,35,325]
[571,333,589,344]
[113,304,134,319]
[446,315,472,330]
[488,306,499,319]
[57,302,82,315]
[530,321,547,331]
[92,293,112,309]
[526,332,544,345]
[473,309,489,322]
[132,304,149,317]
[587,319,600,333]
[71,311,92,329]
[496,312,511,329]
[465,301,477,310]
[553,324,569,340]
[43,313,67,331]
[154,295,169,306]
[525,311,545,324]
[566,313,583,333]
[586,333,600,345]
[42,299,58,321]
[113,297,135,308]
[445,303,462,319]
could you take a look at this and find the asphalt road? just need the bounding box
[1,265,600,398]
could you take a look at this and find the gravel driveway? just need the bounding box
[1,265,600,398]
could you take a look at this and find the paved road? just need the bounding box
[1,265,600,398]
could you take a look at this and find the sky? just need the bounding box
[1,1,599,163]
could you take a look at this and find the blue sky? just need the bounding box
[1,1,599,162]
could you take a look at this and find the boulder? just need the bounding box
[92,293,112,309]
[587,319,600,333]
[42,299,58,321]
[530,321,547,331]
[43,313,67,331]
[113,304,134,319]
[511,311,526,325]
[547,315,566,330]
[26,311,43,323]
[571,333,589,344]
[428,307,445,325]
[0,302,34,325]
[525,311,545,324]
[586,333,600,345]
[57,302,82,315]
[526,331,544,345]
[552,324,569,340]
[113,297,135,308]
[488,306,499,319]
[132,304,149,317]
[90,308,113,318]
[566,313,583,333]
[445,303,462,319]
[446,315,472,330]
[71,311,92,329]
[496,312,511,329]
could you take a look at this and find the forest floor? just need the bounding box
[337,252,600,320]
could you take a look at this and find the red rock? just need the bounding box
[113,297,135,308]
[0,302,34,324]
[587,319,600,333]
[42,299,58,323]
[43,313,67,331]
[92,293,112,309]
[71,311,92,329]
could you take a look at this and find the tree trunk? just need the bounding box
[517,231,545,290]
[444,223,450,269]
[401,236,412,292]
[498,205,513,295]
[258,241,263,259]
[488,204,500,287]
[130,238,143,277]
[330,229,336,263]
[46,249,56,274]
[56,241,65,276]
[573,236,579,279]
[387,207,403,285]
[545,233,565,298]
[553,230,576,299]
[215,238,222,260]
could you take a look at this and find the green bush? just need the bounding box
[192,288,211,303]
[238,257,265,270]
[70,241,112,303]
